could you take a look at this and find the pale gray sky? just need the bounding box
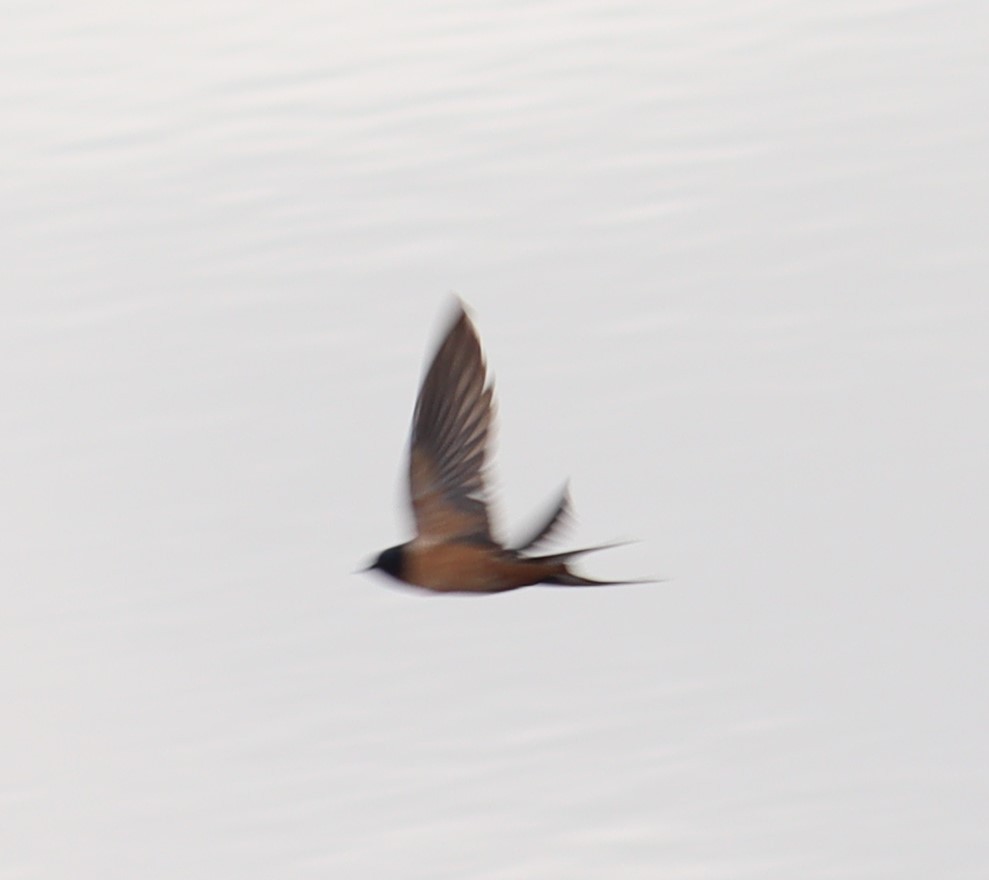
[4,2,988,877]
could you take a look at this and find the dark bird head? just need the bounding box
[363,544,406,581]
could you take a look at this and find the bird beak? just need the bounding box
[355,558,377,574]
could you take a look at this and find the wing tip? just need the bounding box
[443,292,474,330]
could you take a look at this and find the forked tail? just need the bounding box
[542,571,655,587]
[524,543,657,587]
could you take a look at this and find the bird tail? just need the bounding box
[541,571,653,587]
[524,543,657,587]
[523,541,631,565]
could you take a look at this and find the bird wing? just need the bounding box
[513,485,572,554]
[408,304,496,544]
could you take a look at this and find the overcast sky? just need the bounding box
[4,2,988,877]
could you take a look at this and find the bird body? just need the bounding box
[365,300,649,594]
[375,540,564,593]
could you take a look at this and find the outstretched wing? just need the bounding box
[513,484,572,554]
[408,303,496,543]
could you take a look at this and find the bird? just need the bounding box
[363,300,650,594]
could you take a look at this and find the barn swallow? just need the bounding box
[364,300,649,593]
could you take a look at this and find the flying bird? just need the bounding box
[364,301,648,593]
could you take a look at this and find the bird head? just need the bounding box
[361,544,406,580]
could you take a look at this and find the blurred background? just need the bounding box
[3,1,987,877]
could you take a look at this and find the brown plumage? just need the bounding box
[364,300,648,593]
